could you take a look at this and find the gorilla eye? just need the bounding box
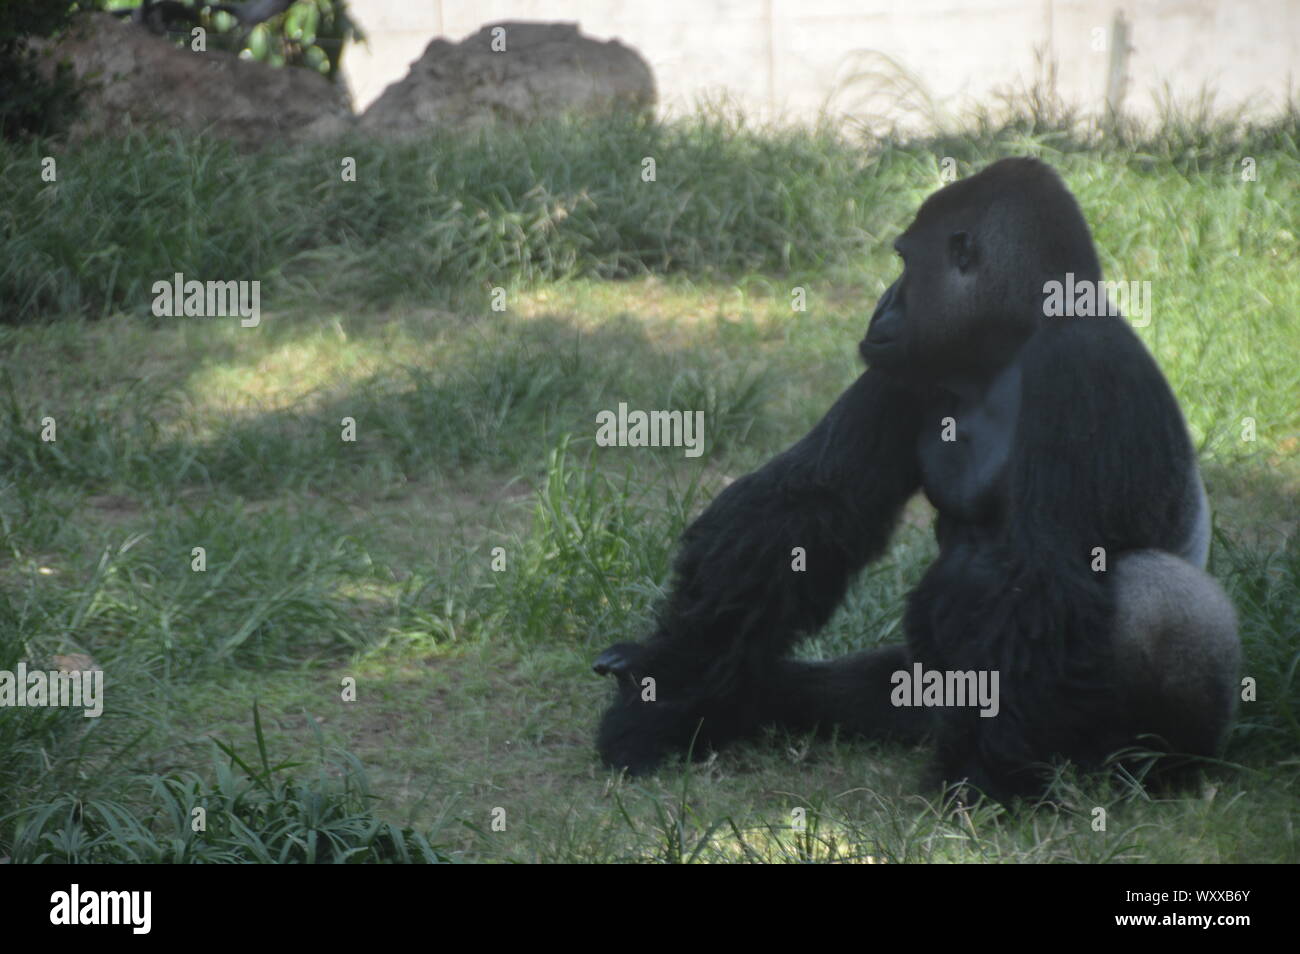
[948,231,976,272]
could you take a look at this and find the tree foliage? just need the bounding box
[0,1,85,140]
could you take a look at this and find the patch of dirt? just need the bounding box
[84,494,143,520]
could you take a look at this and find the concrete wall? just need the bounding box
[341,1,1299,125]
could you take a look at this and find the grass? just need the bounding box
[0,106,1297,862]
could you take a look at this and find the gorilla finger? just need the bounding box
[592,643,642,677]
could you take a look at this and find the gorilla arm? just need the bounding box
[593,368,927,773]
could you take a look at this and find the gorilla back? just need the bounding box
[592,157,1239,803]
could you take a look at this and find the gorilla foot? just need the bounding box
[596,693,685,776]
[594,642,716,774]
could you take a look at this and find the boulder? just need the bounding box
[37,12,352,149]
[360,21,655,136]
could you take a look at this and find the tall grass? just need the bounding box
[2,115,895,321]
[3,705,455,863]
[7,106,1294,324]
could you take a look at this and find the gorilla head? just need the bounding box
[860,158,1104,382]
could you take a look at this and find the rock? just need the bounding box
[32,16,655,146]
[36,12,353,149]
[360,21,655,136]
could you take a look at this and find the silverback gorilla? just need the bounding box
[592,157,1240,803]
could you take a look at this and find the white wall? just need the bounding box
[341,0,1299,125]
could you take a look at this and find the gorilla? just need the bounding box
[592,157,1240,803]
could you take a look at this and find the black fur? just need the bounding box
[593,158,1237,803]
[594,369,927,773]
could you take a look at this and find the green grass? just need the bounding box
[0,108,1297,862]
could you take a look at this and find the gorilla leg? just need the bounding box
[762,646,935,743]
[1112,550,1240,768]
[593,370,927,773]
[597,645,933,774]
[887,547,1239,803]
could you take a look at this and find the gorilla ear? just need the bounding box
[948,231,976,272]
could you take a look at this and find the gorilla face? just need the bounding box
[859,220,983,383]
[858,278,903,367]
